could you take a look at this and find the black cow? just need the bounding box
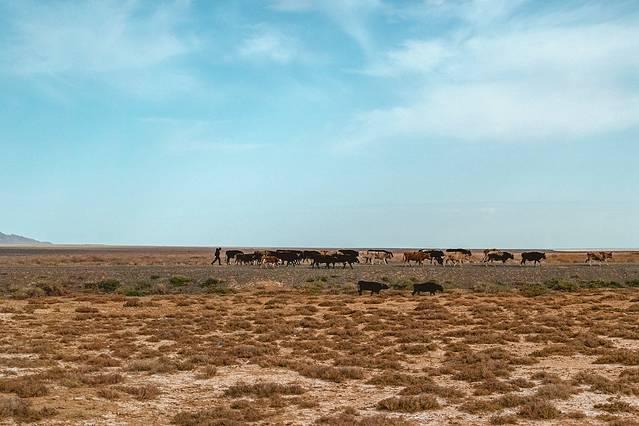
[302,250,321,263]
[357,280,389,295]
[420,249,445,265]
[485,251,514,264]
[311,254,334,269]
[225,250,243,265]
[333,253,359,269]
[338,249,359,257]
[521,251,546,265]
[412,282,444,296]
[236,252,262,265]
[275,251,301,266]
[446,248,472,256]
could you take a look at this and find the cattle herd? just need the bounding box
[219,248,615,268]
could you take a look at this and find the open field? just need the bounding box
[1,247,639,425]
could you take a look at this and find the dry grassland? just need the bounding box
[1,247,639,425]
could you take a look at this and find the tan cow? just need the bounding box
[444,251,467,266]
[586,251,613,266]
[363,250,394,264]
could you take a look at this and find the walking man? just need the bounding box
[212,247,222,265]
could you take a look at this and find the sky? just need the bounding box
[1,0,638,248]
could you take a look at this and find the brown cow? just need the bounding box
[261,255,279,268]
[403,251,429,265]
[444,251,467,266]
[586,251,613,266]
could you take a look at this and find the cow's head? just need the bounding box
[506,252,514,260]
[381,283,390,290]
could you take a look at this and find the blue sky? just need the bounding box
[1,0,638,248]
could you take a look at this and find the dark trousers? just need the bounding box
[212,255,221,265]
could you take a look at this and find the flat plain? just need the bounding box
[1,246,639,425]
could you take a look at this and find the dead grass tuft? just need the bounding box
[376,395,440,412]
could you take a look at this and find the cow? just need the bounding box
[586,251,613,266]
[357,280,389,295]
[521,251,546,265]
[420,250,445,265]
[225,250,244,265]
[444,251,467,266]
[403,251,429,265]
[236,252,262,265]
[412,282,444,296]
[338,249,359,258]
[311,254,335,269]
[275,251,301,266]
[333,253,359,269]
[261,255,279,268]
[363,250,394,264]
[484,251,514,265]
[301,250,321,263]
[447,248,472,256]
[482,248,499,262]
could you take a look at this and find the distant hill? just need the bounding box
[0,232,50,245]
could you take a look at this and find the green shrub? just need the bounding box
[520,284,548,297]
[169,276,191,287]
[97,279,120,293]
[201,278,223,288]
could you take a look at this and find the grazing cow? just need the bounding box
[357,280,389,295]
[484,251,515,265]
[444,251,467,266]
[225,250,244,265]
[403,251,429,265]
[261,255,279,268]
[412,282,444,296]
[420,250,445,265]
[521,251,546,265]
[363,250,394,264]
[586,251,613,266]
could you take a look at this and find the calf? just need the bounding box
[357,280,389,295]
[261,255,279,268]
[521,251,546,265]
[412,282,444,296]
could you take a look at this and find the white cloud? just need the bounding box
[342,3,639,147]
[1,0,198,97]
[271,0,384,52]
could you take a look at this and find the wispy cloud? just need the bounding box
[270,0,384,53]
[238,28,299,63]
[340,2,639,148]
[1,0,198,98]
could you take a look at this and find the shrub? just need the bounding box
[169,276,191,286]
[224,382,306,398]
[97,279,120,293]
[0,376,48,398]
[517,399,560,420]
[0,396,56,422]
[377,395,440,412]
